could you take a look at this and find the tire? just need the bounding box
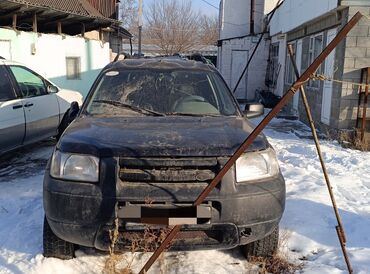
[43,216,75,260]
[241,226,279,259]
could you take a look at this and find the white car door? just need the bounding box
[9,66,60,144]
[0,65,25,154]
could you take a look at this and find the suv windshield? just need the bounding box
[86,69,238,117]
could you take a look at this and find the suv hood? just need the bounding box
[58,116,269,157]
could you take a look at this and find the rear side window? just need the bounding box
[0,66,16,101]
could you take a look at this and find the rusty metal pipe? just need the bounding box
[288,44,353,274]
[138,12,363,274]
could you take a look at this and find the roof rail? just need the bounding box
[188,53,215,67]
[188,53,209,63]
[113,52,132,62]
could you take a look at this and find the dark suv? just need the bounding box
[43,58,285,260]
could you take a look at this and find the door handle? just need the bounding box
[12,105,23,110]
[24,103,34,108]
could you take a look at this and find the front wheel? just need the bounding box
[241,226,279,259]
[43,216,75,260]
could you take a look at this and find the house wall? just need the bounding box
[219,0,265,40]
[339,6,370,130]
[270,0,338,35]
[276,4,370,133]
[218,36,270,100]
[280,10,347,132]
[218,0,268,101]
[0,28,110,98]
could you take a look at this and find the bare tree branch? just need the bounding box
[198,15,219,46]
[144,0,201,55]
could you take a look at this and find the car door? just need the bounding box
[0,64,25,154]
[9,65,60,144]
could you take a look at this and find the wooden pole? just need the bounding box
[12,14,17,30]
[81,23,86,38]
[57,21,62,35]
[288,44,353,274]
[32,13,37,33]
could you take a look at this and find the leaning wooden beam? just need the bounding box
[288,44,353,274]
[138,12,363,274]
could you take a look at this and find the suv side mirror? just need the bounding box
[68,101,80,122]
[243,102,264,119]
[47,85,59,93]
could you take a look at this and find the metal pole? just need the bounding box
[138,0,143,57]
[288,44,353,274]
[250,0,255,35]
[360,68,369,141]
[138,12,363,274]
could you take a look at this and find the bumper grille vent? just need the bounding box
[119,157,219,183]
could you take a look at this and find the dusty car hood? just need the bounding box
[58,116,269,157]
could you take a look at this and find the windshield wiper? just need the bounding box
[165,112,221,117]
[93,100,165,116]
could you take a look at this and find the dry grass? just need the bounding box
[103,198,172,274]
[247,230,304,274]
[103,254,134,274]
[337,130,370,151]
[103,218,135,274]
[247,255,303,274]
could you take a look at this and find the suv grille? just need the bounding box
[119,157,219,183]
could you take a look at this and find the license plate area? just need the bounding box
[117,204,212,226]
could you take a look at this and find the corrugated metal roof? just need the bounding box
[6,0,107,19]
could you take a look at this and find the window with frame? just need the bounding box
[308,33,324,88]
[285,41,296,85]
[66,57,81,80]
[266,42,280,88]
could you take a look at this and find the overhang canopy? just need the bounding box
[0,0,120,35]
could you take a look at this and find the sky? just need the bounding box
[142,0,219,17]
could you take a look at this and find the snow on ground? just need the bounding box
[0,117,370,274]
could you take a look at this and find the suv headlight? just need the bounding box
[236,148,280,182]
[50,150,99,183]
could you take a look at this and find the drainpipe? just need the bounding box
[250,0,255,35]
[115,0,120,54]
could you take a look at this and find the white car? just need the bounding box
[0,58,83,155]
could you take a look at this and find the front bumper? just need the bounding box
[44,157,285,251]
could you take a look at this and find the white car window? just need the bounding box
[10,66,47,98]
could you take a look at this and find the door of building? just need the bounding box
[321,28,337,125]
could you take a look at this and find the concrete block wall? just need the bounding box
[340,6,370,129]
